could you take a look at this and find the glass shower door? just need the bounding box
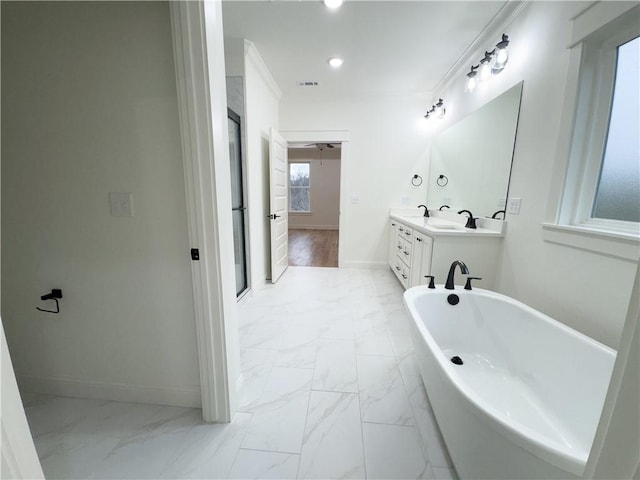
[228,109,248,297]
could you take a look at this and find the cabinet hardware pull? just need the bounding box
[398,227,404,232]
[403,251,409,256]
[397,245,402,249]
[395,266,401,271]
[416,237,422,242]
[401,274,408,279]
[405,231,411,236]
[391,223,396,226]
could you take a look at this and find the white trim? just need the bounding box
[1,324,44,479]
[16,375,202,408]
[341,261,388,270]
[281,130,350,143]
[244,40,282,102]
[288,225,339,230]
[542,223,640,261]
[585,265,640,478]
[569,1,638,47]
[546,5,639,245]
[281,130,350,268]
[170,1,231,422]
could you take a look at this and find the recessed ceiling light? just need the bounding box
[328,57,343,68]
[324,0,344,9]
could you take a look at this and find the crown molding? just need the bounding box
[244,39,283,101]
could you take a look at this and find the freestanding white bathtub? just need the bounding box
[403,285,616,479]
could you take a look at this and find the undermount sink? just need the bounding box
[428,224,462,230]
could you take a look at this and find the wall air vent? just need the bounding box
[297,81,319,87]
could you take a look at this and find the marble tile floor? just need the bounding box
[22,267,457,480]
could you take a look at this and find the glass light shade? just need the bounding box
[479,62,492,81]
[328,57,343,68]
[495,47,508,66]
[324,0,344,8]
[466,76,477,93]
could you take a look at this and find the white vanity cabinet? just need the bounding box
[389,220,415,288]
[388,215,503,290]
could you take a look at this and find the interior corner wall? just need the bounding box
[1,2,201,406]
[280,96,432,269]
[426,1,637,349]
[242,45,281,286]
[288,148,341,230]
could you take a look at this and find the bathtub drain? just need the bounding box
[451,356,463,365]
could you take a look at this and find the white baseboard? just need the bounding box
[288,225,339,231]
[17,374,202,408]
[340,261,388,269]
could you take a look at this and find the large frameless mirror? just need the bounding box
[427,81,523,218]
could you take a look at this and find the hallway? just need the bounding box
[23,268,455,479]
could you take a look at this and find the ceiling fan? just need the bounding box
[305,142,337,150]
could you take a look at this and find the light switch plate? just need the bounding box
[109,192,133,217]
[507,197,522,215]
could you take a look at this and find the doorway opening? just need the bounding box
[287,143,341,268]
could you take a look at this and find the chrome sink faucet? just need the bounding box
[445,260,469,290]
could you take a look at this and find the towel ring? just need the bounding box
[436,174,449,187]
[411,174,423,187]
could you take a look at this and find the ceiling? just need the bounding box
[221,0,507,101]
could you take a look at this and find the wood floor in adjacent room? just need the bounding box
[288,229,339,267]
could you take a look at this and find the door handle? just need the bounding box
[267,213,282,220]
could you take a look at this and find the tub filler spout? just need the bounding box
[444,260,469,290]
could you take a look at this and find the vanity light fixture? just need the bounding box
[324,0,344,9]
[328,57,344,68]
[465,33,511,92]
[424,99,445,120]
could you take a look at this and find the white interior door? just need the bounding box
[269,128,289,283]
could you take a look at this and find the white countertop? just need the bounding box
[390,209,505,237]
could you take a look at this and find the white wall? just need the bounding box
[288,148,340,230]
[281,2,638,348]
[1,2,201,406]
[235,41,282,285]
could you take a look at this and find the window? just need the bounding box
[552,7,639,238]
[289,162,310,212]
[544,5,639,260]
[592,37,639,223]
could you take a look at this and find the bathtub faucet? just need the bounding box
[445,260,469,290]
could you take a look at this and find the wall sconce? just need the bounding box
[424,98,446,120]
[465,34,510,92]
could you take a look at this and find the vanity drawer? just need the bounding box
[393,257,410,288]
[398,237,413,267]
[399,226,414,243]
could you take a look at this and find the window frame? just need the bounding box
[288,161,312,214]
[544,4,639,260]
